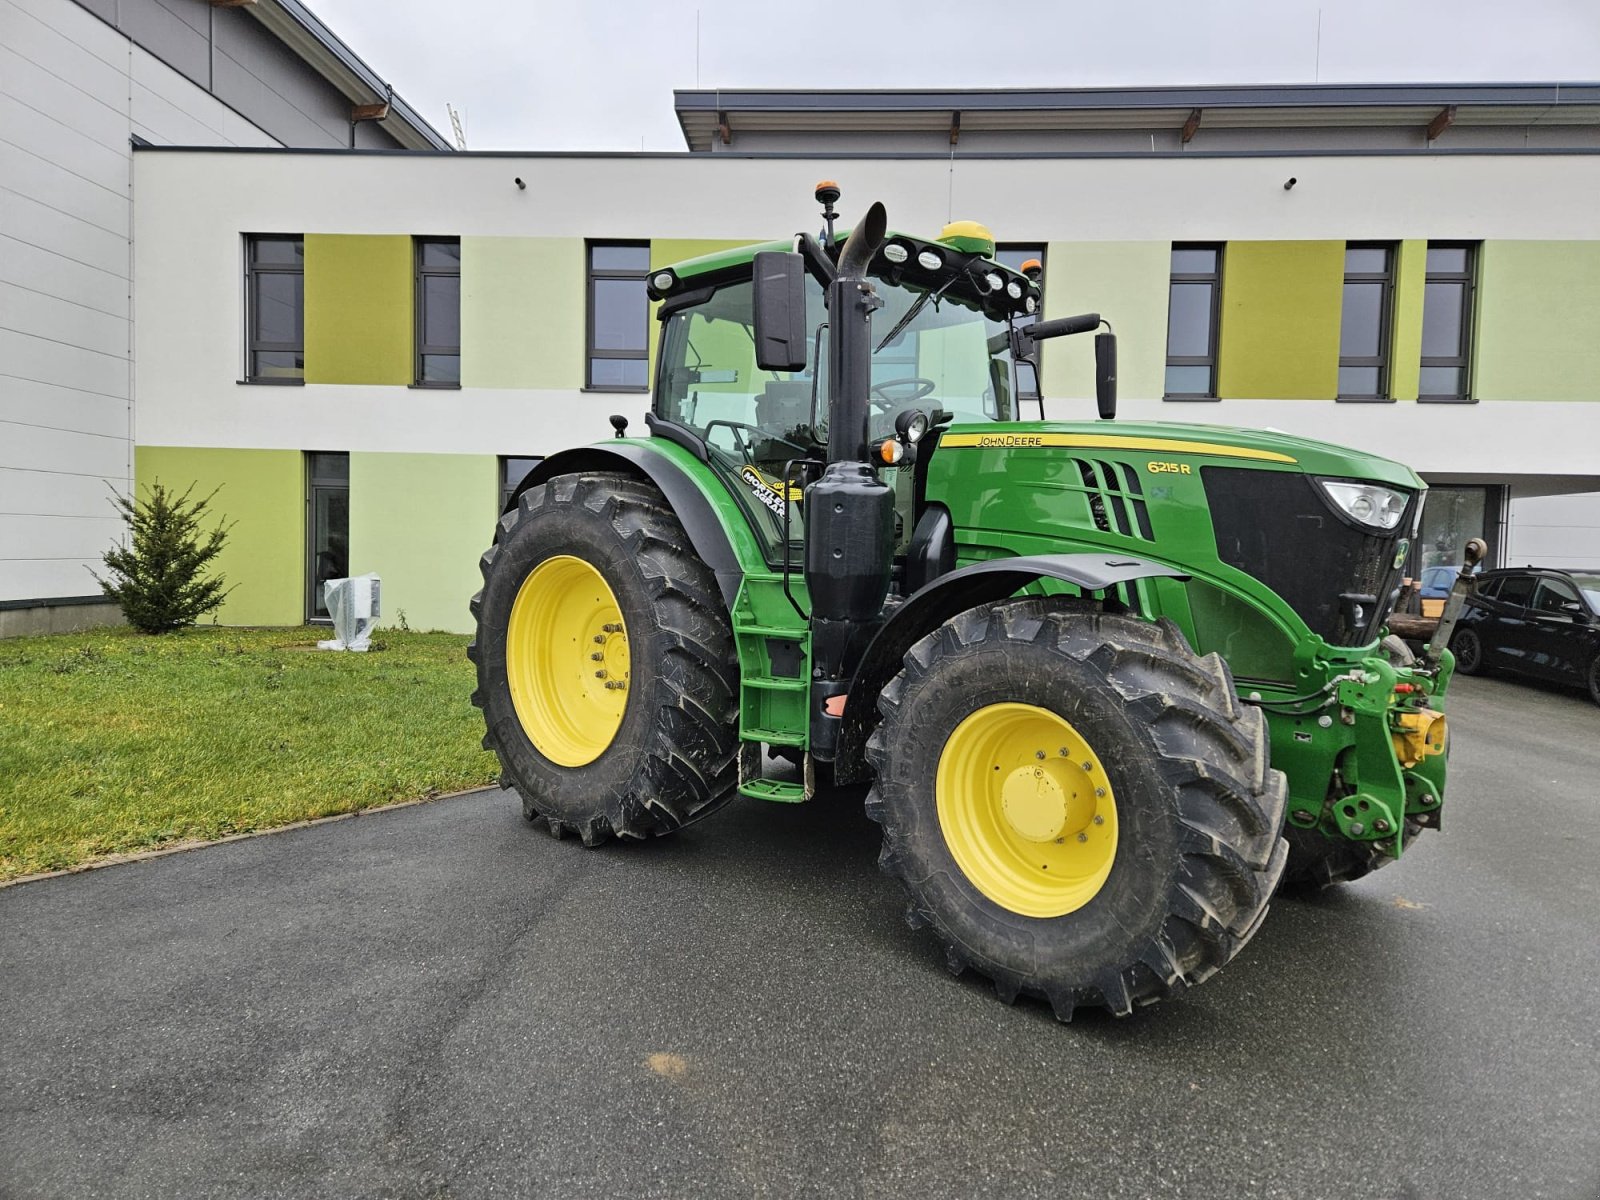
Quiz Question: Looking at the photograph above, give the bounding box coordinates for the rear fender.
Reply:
[833,554,1190,782]
[515,445,743,608]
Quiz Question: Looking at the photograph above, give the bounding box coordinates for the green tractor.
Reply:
[469,185,1453,1019]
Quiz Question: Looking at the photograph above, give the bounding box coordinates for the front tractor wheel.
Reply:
[469,472,740,844]
[865,600,1288,1019]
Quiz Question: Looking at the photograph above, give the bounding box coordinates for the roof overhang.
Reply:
[244,0,453,151]
[675,83,1600,152]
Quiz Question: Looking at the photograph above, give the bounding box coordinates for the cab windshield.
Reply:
[655,268,1022,564]
[657,273,1019,471]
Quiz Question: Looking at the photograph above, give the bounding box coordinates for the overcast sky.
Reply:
[309,0,1600,151]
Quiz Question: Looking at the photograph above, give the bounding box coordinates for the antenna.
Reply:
[446,103,466,151]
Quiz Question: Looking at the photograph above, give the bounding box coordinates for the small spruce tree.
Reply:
[95,481,234,634]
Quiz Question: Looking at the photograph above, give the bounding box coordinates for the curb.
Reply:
[0,784,503,891]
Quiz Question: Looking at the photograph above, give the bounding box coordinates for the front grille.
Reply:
[1202,467,1411,646]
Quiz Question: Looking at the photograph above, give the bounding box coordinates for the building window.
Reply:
[1164,245,1221,400]
[499,456,543,513]
[415,237,461,386]
[587,242,650,390]
[1337,243,1394,401]
[996,244,1045,415]
[306,452,349,622]
[245,235,304,383]
[1419,243,1476,403]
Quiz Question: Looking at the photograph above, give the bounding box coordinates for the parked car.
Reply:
[1450,567,1600,706]
[1419,565,1461,599]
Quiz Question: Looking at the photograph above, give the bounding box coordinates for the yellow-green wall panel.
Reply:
[1216,241,1343,399]
[1039,241,1170,405]
[1389,239,1426,402]
[1475,240,1600,401]
[460,237,584,389]
[134,447,303,626]
[348,452,497,635]
[304,234,413,385]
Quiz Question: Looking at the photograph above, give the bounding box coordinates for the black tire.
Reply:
[1451,626,1485,675]
[1279,818,1422,891]
[468,471,740,844]
[864,600,1289,1020]
[1587,653,1600,708]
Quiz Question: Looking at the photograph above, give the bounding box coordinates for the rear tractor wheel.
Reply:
[469,471,740,844]
[865,600,1288,1019]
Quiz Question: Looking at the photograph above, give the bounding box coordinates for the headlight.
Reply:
[916,249,943,271]
[1317,479,1409,531]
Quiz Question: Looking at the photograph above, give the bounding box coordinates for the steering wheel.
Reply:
[870,377,937,408]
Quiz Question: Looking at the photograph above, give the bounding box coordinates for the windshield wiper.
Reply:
[875,277,954,353]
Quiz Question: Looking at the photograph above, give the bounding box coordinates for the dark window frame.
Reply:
[414,236,461,388]
[1418,241,1477,404]
[995,243,1046,412]
[305,451,349,624]
[1337,242,1396,403]
[244,234,304,385]
[1164,243,1223,401]
[499,455,544,514]
[585,240,651,392]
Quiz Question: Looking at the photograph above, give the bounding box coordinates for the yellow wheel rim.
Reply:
[935,702,1119,918]
[505,554,630,768]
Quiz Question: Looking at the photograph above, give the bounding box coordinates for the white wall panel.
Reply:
[0,330,127,399]
[0,0,126,94]
[0,371,129,439]
[3,189,130,277]
[0,93,131,190]
[0,462,122,517]
[0,420,130,477]
[1505,492,1600,568]
[0,557,109,598]
[0,142,129,240]
[0,512,124,560]
[0,234,129,319]
[0,280,128,358]
[0,41,128,144]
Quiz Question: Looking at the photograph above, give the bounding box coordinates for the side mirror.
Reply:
[752,251,808,372]
[1095,331,1117,420]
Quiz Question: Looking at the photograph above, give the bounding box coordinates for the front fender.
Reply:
[515,443,744,608]
[833,554,1190,782]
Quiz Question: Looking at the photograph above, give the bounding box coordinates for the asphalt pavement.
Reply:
[2,674,1598,1200]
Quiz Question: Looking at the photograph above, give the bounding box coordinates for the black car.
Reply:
[1450,567,1600,706]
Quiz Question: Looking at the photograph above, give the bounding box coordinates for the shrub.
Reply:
[95,481,234,634]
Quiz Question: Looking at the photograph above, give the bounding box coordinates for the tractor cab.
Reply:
[648,213,1054,566]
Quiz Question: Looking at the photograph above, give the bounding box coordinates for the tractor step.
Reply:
[741,676,808,692]
[737,777,807,803]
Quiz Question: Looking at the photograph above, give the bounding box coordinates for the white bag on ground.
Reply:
[319,574,381,651]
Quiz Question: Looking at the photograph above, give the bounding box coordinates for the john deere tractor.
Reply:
[469,185,1453,1019]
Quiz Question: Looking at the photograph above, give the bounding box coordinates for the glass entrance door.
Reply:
[306,452,349,621]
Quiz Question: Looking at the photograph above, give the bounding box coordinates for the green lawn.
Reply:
[0,626,500,880]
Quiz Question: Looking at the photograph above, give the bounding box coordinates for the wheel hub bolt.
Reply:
[593,635,606,644]
[1058,747,1069,757]
[1077,832,1088,843]
[603,623,622,633]
[1036,750,1046,760]
[1095,787,1106,798]
[590,652,604,661]
[1093,814,1104,825]
[1082,762,1093,772]
[594,670,606,679]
